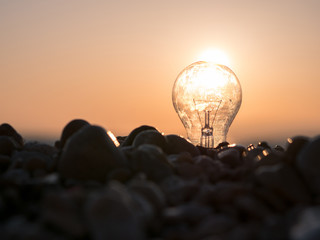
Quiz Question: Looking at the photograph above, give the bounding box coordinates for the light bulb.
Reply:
[172,61,242,148]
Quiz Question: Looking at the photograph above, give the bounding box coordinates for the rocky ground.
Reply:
[0,119,320,240]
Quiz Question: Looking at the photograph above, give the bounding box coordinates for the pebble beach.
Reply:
[0,119,320,240]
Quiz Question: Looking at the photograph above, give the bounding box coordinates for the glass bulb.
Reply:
[172,61,242,148]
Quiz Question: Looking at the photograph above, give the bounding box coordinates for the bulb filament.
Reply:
[194,99,222,148]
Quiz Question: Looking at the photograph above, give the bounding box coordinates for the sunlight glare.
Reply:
[197,49,231,67]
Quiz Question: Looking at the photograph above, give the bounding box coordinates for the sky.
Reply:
[1,0,320,146]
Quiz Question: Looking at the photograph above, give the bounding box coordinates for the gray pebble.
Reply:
[296,136,320,196]
[254,163,311,204]
[218,148,243,168]
[121,125,157,147]
[165,134,200,157]
[130,144,173,183]
[58,125,127,182]
[133,130,167,152]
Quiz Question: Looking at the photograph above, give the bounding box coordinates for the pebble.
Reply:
[10,151,53,176]
[285,136,310,164]
[165,134,200,157]
[254,163,311,204]
[86,181,146,240]
[58,125,127,182]
[290,206,320,240]
[0,123,24,147]
[55,119,90,149]
[0,154,11,173]
[127,178,166,213]
[218,148,243,168]
[0,136,19,156]
[296,136,320,196]
[132,130,167,151]
[120,125,157,147]
[130,144,174,183]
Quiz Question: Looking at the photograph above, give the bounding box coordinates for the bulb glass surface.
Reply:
[172,61,242,148]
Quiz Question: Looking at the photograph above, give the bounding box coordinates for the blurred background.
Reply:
[1,0,320,147]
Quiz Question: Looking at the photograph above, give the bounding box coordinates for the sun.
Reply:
[196,49,231,67]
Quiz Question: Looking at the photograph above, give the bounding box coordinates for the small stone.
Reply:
[86,181,146,240]
[160,176,199,205]
[196,181,247,206]
[258,141,271,149]
[10,151,52,176]
[23,141,58,156]
[215,141,230,149]
[194,155,224,183]
[0,136,19,156]
[0,123,23,147]
[191,214,236,239]
[128,178,166,213]
[285,136,310,164]
[0,154,10,173]
[107,168,132,182]
[274,145,285,152]
[255,151,283,168]
[58,125,127,182]
[42,190,87,238]
[218,148,243,168]
[132,130,167,152]
[55,119,90,149]
[296,136,320,196]
[254,163,311,204]
[165,134,200,157]
[174,161,203,179]
[227,222,260,240]
[120,125,158,147]
[130,144,173,183]
[259,215,289,240]
[234,194,271,219]
[167,152,193,165]
[163,203,212,225]
[290,207,320,240]
[254,187,287,212]
[3,168,30,184]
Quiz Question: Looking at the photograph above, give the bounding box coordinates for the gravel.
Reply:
[0,119,319,240]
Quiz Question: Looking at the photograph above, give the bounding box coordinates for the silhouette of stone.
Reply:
[0,136,19,156]
[23,141,58,157]
[296,136,320,196]
[255,163,310,204]
[174,161,203,179]
[255,151,283,168]
[130,144,173,183]
[218,148,242,168]
[58,125,127,182]
[0,154,10,173]
[165,134,200,157]
[160,175,199,205]
[55,119,90,149]
[163,202,212,225]
[121,125,157,147]
[0,123,23,147]
[86,181,146,240]
[128,178,166,214]
[285,136,310,164]
[191,214,236,239]
[10,151,52,176]
[133,130,167,152]
[42,190,87,238]
[290,207,320,240]
[194,155,224,183]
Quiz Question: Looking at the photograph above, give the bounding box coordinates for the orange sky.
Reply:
[1,0,320,146]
